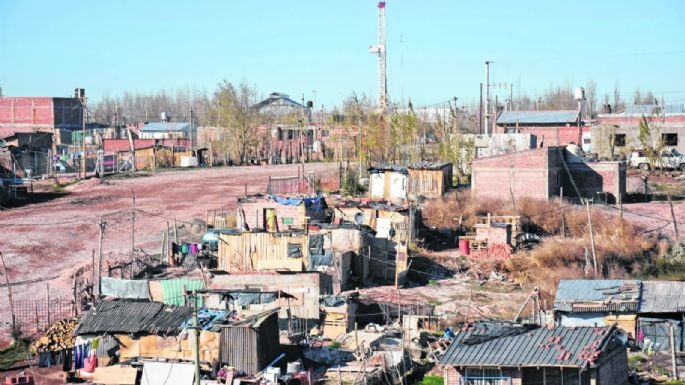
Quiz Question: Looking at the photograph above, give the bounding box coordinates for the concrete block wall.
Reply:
[564,162,625,203]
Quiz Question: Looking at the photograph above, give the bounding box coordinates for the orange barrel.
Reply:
[459,239,470,256]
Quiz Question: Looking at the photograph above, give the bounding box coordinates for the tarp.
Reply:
[180,309,227,330]
[309,234,324,255]
[307,252,334,271]
[160,279,204,307]
[271,196,303,205]
[304,197,327,212]
[101,277,150,300]
[141,361,195,385]
[638,317,683,352]
[287,243,303,258]
[231,293,277,306]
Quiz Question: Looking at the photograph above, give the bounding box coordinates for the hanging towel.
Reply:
[189,243,198,254]
[181,243,189,254]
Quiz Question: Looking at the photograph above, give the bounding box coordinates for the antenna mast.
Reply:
[369,1,387,112]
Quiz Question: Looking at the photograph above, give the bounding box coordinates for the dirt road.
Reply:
[0,163,340,344]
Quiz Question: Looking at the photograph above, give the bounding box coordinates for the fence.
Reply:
[13,298,74,336]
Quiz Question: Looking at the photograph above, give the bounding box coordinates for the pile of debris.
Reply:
[31,318,78,353]
[468,244,512,261]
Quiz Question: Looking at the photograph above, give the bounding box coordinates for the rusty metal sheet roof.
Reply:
[553,280,641,312]
[75,300,193,335]
[639,281,685,313]
[441,322,620,368]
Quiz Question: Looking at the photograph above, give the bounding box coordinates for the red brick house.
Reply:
[0,96,82,144]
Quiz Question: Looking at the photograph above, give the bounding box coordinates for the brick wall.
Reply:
[0,97,54,125]
[499,125,587,146]
[472,147,557,202]
[476,225,511,245]
[103,138,191,152]
[564,162,625,203]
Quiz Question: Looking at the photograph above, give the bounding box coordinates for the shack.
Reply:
[553,279,641,335]
[218,230,309,272]
[219,310,281,375]
[442,322,628,385]
[73,300,216,362]
[638,280,685,352]
[368,165,408,203]
[236,194,327,231]
[406,161,452,199]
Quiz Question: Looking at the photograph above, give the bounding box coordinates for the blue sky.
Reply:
[1,0,684,109]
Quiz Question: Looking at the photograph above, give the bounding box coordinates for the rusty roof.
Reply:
[441,322,622,368]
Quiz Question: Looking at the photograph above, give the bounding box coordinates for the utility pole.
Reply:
[192,290,201,385]
[484,61,493,135]
[668,194,679,238]
[76,88,87,179]
[369,1,388,112]
[478,83,483,134]
[131,188,136,276]
[585,199,598,276]
[190,108,194,149]
[98,219,106,297]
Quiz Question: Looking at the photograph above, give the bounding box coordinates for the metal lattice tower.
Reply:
[369,1,387,112]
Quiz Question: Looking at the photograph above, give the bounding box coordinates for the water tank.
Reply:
[574,87,585,101]
[160,112,168,122]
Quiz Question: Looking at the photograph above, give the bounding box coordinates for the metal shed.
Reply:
[219,310,281,374]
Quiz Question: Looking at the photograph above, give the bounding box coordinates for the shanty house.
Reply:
[368,165,408,203]
[406,162,452,199]
[236,194,326,231]
[496,110,584,146]
[553,280,641,336]
[442,322,628,385]
[218,230,309,272]
[138,122,191,140]
[73,300,221,362]
[219,310,281,375]
[637,281,685,352]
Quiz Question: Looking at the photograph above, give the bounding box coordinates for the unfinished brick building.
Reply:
[471,146,626,204]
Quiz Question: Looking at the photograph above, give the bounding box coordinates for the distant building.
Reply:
[253,92,311,121]
[0,96,83,143]
[592,103,685,157]
[496,110,584,147]
[367,162,453,202]
[138,122,191,140]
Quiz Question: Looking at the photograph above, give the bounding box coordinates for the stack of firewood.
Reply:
[31,318,78,353]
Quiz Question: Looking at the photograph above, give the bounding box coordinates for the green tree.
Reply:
[210,81,261,164]
[638,115,664,171]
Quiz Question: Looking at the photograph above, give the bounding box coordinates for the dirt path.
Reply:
[0,163,340,345]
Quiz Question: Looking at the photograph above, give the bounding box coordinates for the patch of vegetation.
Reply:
[328,341,341,349]
[421,375,444,385]
[0,340,32,370]
[51,183,66,193]
[627,353,647,369]
[341,169,365,196]
[428,280,439,286]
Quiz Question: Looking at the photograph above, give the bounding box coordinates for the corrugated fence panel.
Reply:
[220,327,259,374]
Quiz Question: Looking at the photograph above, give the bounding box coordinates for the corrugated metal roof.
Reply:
[553,280,641,312]
[368,164,408,173]
[497,110,579,125]
[75,300,193,335]
[139,122,190,132]
[407,161,452,170]
[639,281,685,313]
[441,322,618,368]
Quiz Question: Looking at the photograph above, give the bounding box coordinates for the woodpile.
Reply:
[31,318,78,353]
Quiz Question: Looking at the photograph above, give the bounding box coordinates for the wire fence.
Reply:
[13,298,74,336]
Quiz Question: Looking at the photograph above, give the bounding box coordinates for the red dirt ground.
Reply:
[0,163,341,346]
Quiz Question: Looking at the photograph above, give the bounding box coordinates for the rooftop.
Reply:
[139,122,191,132]
[441,322,621,368]
[497,110,579,125]
[553,279,641,313]
[75,300,194,335]
[639,281,685,314]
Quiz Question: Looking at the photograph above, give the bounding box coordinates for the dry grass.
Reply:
[420,192,668,293]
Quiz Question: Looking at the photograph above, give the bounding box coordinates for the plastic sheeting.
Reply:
[309,234,324,255]
[100,277,150,300]
[638,318,683,352]
[180,309,227,330]
[287,243,303,258]
[160,279,204,307]
[307,252,334,271]
[231,293,277,306]
[141,361,195,385]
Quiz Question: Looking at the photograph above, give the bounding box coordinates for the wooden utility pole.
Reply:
[192,290,201,385]
[585,200,598,276]
[671,322,678,380]
[668,194,679,238]
[0,251,16,335]
[98,219,106,297]
[131,188,136,276]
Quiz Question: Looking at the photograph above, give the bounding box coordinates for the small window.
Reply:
[613,134,626,147]
[663,133,678,146]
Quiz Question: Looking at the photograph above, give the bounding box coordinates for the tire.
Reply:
[639,163,650,171]
[680,164,685,171]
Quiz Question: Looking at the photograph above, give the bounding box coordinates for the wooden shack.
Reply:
[218,231,309,272]
[219,310,281,375]
[236,194,326,231]
[406,161,452,199]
